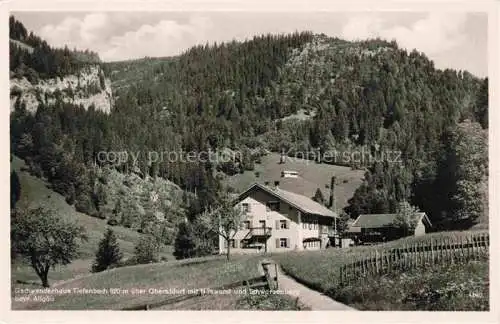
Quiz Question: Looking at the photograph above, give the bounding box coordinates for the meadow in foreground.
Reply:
[272,230,489,311]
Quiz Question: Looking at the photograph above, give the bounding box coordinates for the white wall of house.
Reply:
[414,219,426,236]
[218,188,335,254]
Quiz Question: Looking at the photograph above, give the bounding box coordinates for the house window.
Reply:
[279,238,288,248]
[241,203,250,213]
[280,220,287,229]
[266,201,280,212]
[259,220,266,228]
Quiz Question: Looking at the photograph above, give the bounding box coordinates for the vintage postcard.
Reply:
[1,0,498,323]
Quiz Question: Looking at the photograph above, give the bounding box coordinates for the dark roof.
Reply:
[236,183,338,219]
[350,212,432,229]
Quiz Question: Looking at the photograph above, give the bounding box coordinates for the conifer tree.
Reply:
[91,228,123,272]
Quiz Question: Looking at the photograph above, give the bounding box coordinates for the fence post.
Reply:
[460,236,465,261]
[473,234,478,260]
[380,250,384,273]
[448,237,455,264]
[403,244,407,269]
[423,241,427,265]
[409,244,414,268]
[362,255,366,278]
[429,239,433,265]
[441,237,445,261]
[417,242,420,267]
[481,233,485,255]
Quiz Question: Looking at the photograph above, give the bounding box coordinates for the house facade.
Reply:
[219,183,339,254]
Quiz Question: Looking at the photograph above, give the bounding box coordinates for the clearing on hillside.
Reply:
[223,152,365,209]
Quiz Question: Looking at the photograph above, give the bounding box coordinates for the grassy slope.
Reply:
[13,255,266,310]
[222,152,365,209]
[272,230,489,310]
[11,156,172,287]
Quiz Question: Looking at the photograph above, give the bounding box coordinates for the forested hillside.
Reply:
[10,15,488,245]
[10,16,100,82]
[106,33,488,230]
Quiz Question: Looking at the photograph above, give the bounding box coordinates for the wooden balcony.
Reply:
[243,227,272,240]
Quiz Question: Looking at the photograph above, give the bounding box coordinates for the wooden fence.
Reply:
[339,232,489,286]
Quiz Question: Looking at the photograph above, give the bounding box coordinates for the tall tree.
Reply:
[11,206,87,287]
[92,228,123,272]
[200,193,244,260]
[173,222,197,260]
[312,188,325,205]
[392,201,419,238]
[447,120,488,227]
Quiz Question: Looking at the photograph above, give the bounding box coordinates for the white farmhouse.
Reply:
[219,182,339,254]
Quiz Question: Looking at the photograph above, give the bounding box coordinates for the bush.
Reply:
[95,211,107,220]
[65,193,75,206]
[30,165,43,178]
[237,292,308,310]
[134,235,161,264]
[98,175,108,185]
[116,257,139,268]
[75,194,97,216]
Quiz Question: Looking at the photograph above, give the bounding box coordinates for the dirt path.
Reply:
[259,260,356,311]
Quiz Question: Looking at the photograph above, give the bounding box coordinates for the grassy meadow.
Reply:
[13,255,267,310]
[271,230,489,310]
[333,256,489,310]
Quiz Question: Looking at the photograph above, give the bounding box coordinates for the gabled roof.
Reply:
[236,183,338,219]
[350,212,432,229]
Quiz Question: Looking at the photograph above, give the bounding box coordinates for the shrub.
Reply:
[30,165,43,178]
[134,235,161,264]
[75,193,97,216]
[65,186,76,205]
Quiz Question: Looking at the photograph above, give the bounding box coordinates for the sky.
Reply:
[12,11,488,77]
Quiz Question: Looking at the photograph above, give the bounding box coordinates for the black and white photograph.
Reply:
[5,0,495,318]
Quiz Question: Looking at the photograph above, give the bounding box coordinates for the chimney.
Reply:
[274,180,280,190]
[329,176,336,210]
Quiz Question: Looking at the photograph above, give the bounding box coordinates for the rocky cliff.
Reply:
[10,65,113,114]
